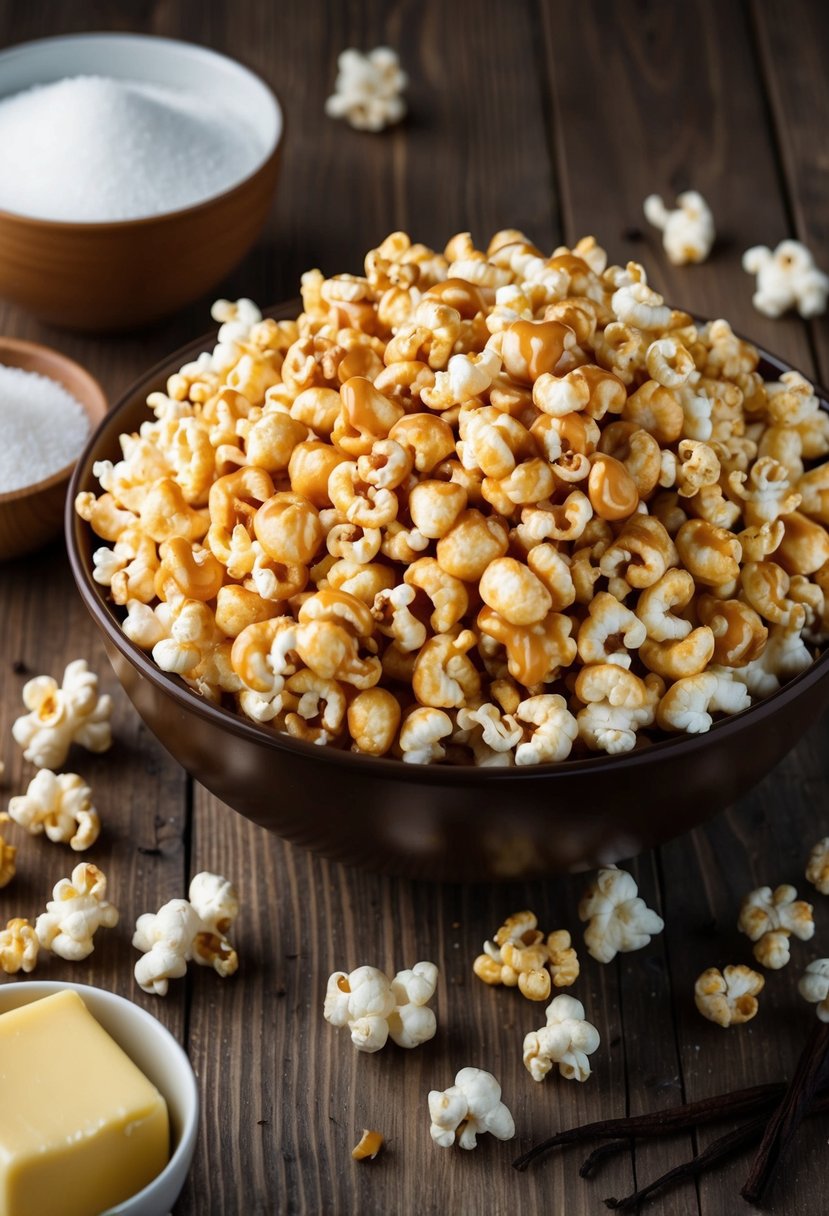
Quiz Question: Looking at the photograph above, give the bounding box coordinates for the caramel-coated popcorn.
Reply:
[76,231,829,765]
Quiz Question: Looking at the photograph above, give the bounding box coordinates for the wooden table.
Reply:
[1,2,828,1212]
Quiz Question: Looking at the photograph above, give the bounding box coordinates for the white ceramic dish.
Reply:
[0,980,199,1216]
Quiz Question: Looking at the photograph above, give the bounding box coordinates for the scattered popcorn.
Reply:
[0,918,39,974]
[578,866,664,963]
[323,960,438,1052]
[694,964,764,1027]
[132,871,239,995]
[187,870,240,977]
[428,1067,514,1149]
[472,910,579,1000]
[35,863,119,961]
[7,769,101,851]
[798,958,829,1022]
[0,833,16,888]
[643,191,715,265]
[325,47,407,132]
[473,910,551,1001]
[742,239,829,318]
[547,929,580,988]
[806,837,829,895]
[133,899,203,996]
[523,993,600,1082]
[352,1129,384,1161]
[737,883,815,969]
[12,660,112,769]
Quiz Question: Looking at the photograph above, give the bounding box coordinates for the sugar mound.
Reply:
[0,75,263,222]
[0,365,89,492]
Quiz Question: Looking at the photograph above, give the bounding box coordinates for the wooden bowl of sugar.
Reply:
[0,337,107,560]
[0,34,283,331]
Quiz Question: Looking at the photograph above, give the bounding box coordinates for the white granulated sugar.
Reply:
[0,365,90,492]
[0,75,262,222]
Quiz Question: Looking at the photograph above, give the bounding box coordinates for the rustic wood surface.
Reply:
[1,2,828,1213]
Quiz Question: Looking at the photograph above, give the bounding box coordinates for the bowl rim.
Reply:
[0,335,108,504]
[0,31,284,230]
[66,308,829,785]
[0,978,199,1215]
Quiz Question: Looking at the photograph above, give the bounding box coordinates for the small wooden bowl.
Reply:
[0,34,283,331]
[0,337,107,560]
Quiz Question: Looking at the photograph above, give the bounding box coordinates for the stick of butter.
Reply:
[0,990,169,1216]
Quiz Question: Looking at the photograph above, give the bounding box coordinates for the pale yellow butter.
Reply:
[0,990,169,1216]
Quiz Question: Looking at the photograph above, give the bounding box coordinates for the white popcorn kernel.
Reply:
[35,863,119,961]
[694,964,764,1027]
[323,960,438,1052]
[428,1067,514,1149]
[522,993,601,1082]
[325,47,408,132]
[12,660,112,770]
[798,959,829,1022]
[578,865,664,963]
[743,239,829,319]
[643,191,715,265]
[737,883,814,969]
[8,769,100,851]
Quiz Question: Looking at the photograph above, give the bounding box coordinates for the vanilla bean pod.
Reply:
[741,1021,829,1206]
[604,1115,769,1212]
[579,1140,630,1178]
[606,1092,829,1213]
[512,1082,783,1172]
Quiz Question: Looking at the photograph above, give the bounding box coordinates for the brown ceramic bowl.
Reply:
[0,34,282,332]
[0,337,107,560]
[66,317,829,881]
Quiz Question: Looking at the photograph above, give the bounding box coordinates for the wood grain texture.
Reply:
[1,1,828,1214]
[750,0,829,380]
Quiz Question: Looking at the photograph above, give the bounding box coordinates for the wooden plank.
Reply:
[540,1,827,1212]
[751,0,829,380]
[540,0,813,368]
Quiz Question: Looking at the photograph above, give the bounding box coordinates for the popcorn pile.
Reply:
[76,230,829,768]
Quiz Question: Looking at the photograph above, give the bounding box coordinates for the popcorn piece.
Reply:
[0,918,39,974]
[522,993,600,1082]
[643,191,715,265]
[352,1129,384,1161]
[133,899,202,996]
[579,865,664,963]
[35,863,119,961]
[188,870,240,977]
[547,929,580,988]
[132,871,239,994]
[798,958,829,1022]
[324,961,438,1052]
[806,837,829,895]
[12,660,112,769]
[0,833,16,888]
[8,769,101,851]
[473,910,552,1001]
[325,47,407,132]
[737,883,815,969]
[743,239,829,319]
[694,964,764,1027]
[428,1067,514,1149]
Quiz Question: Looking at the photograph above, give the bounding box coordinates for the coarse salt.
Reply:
[0,75,263,222]
[0,365,89,493]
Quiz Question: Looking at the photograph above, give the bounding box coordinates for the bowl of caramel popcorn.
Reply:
[67,231,829,880]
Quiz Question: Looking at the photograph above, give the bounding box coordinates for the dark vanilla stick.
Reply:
[513,1082,783,1171]
[741,1021,829,1206]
